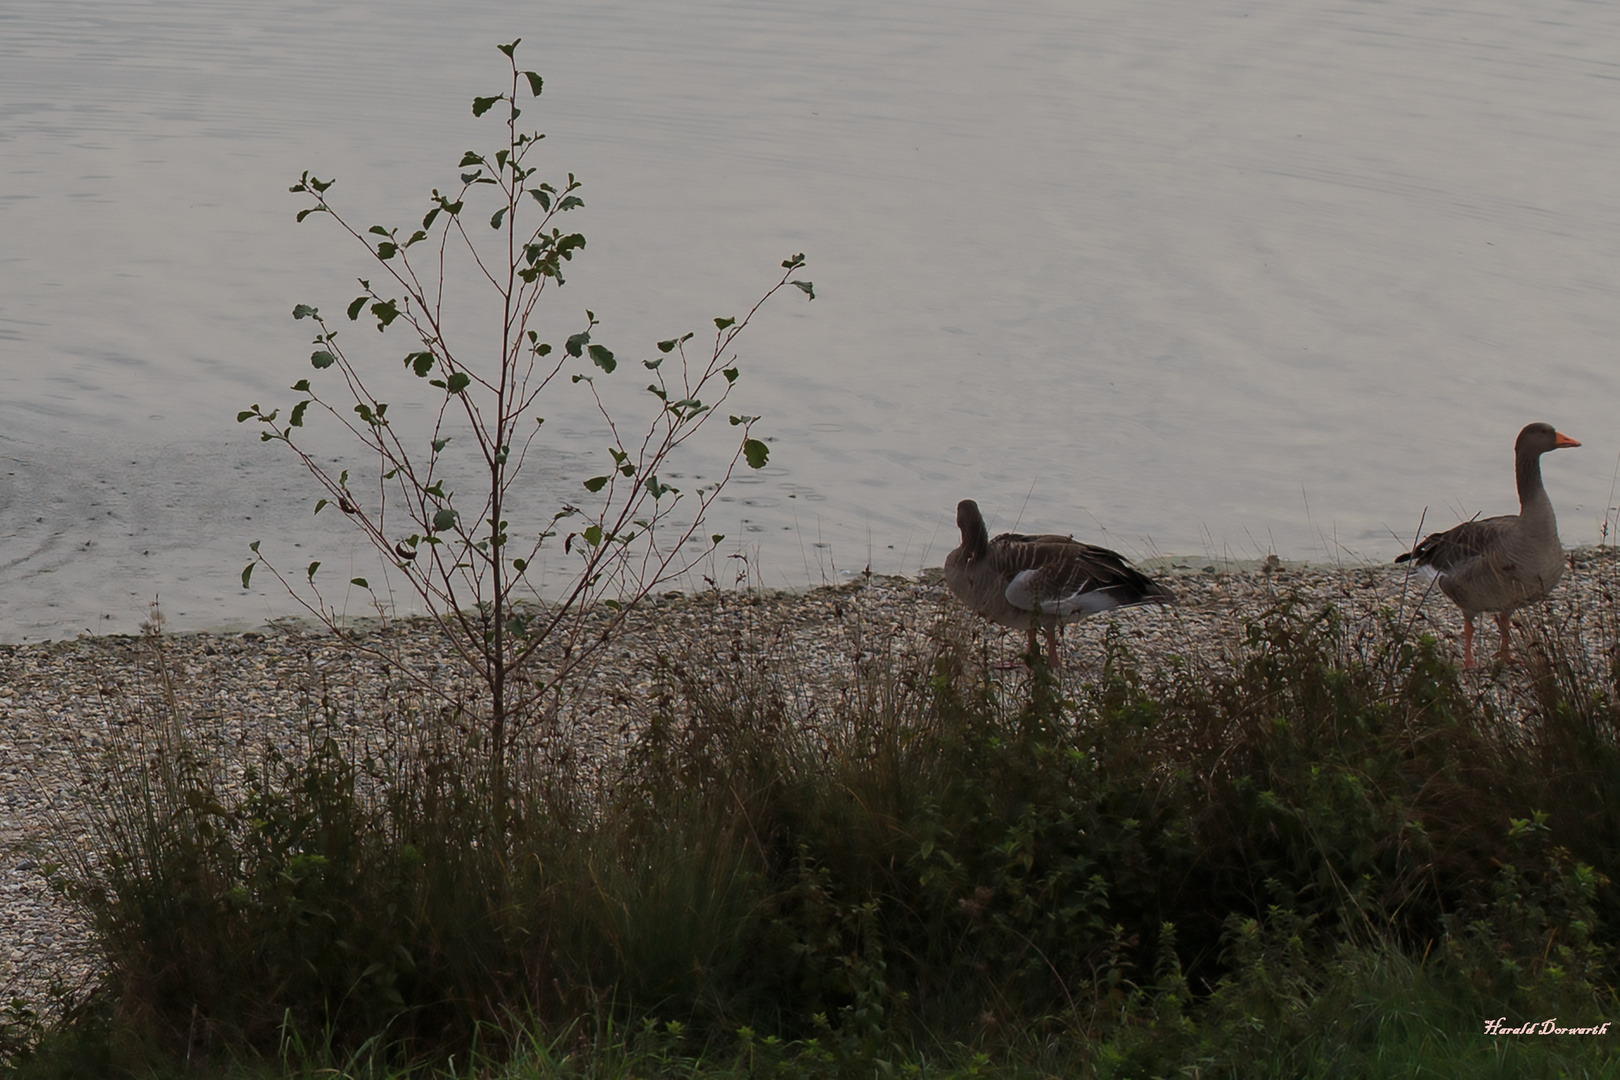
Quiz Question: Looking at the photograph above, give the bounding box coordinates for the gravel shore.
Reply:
[5,548,1618,1018]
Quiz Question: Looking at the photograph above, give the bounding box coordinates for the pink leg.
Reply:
[1044,625,1062,670]
[1495,612,1514,664]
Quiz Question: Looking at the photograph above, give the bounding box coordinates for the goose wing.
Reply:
[994,533,1173,616]
[1396,515,1518,575]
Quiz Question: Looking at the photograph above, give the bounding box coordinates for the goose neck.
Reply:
[1516,451,1554,523]
[958,503,990,559]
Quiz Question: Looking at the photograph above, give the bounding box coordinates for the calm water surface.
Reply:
[3,0,1620,640]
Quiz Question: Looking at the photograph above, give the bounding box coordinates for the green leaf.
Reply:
[432,437,450,452]
[292,379,311,392]
[306,561,321,582]
[714,316,736,330]
[292,304,318,320]
[472,95,502,117]
[711,534,724,545]
[314,498,329,514]
[505,615,528,639]
[583,476,608,493]
[376,241,397,260]
[513,557,527,572]
[792,279,815,299]
[566,331,589,358]
[351,578,369,589]
[498,38,521,57]
[236,408,257,423]
[241,562,255,588]
[370,299,400,329]
[531,188,551,211]
[289,401,309,427]
[432,508,458,532]
[458,151,483,167]
[347,296,368,320]
[406,351,435,377]
[723,367,739,383]
[744,439,770,469]
[587,344,616,373]
[446,371,471,394]
[657,338,678,353]
[311,350,336,369]
[583,525,603,547]
[523,71,543,96]
[490,206,508,230]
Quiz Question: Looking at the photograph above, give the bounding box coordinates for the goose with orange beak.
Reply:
[1396,422,1580,668]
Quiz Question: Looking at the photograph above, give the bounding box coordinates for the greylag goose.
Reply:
[1395,422,1580,668]
[945,499,1174,667]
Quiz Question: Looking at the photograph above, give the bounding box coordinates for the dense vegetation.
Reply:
[6,575,1619,1078]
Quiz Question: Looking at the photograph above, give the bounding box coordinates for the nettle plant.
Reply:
[239,40,811,816]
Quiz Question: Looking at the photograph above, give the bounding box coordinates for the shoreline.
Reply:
[0,548,1456,649]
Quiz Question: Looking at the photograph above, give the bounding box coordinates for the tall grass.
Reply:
[16,572,1620,1076]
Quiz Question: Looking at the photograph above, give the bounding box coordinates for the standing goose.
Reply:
[945,499,1174,667]
[1395,421,1580,668]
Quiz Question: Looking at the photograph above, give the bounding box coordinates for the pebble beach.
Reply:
[5,548,1619,1017]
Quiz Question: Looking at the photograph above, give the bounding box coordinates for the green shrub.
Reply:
[30,583,1620,1074]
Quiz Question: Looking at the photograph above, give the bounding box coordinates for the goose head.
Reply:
[1516,422,1580,456]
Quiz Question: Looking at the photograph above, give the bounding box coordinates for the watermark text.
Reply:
[1484,1017,1610,1036]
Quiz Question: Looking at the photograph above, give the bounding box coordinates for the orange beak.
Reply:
[1555,431,1581,449]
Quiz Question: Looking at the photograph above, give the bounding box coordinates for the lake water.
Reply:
[4,0,1620,641]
